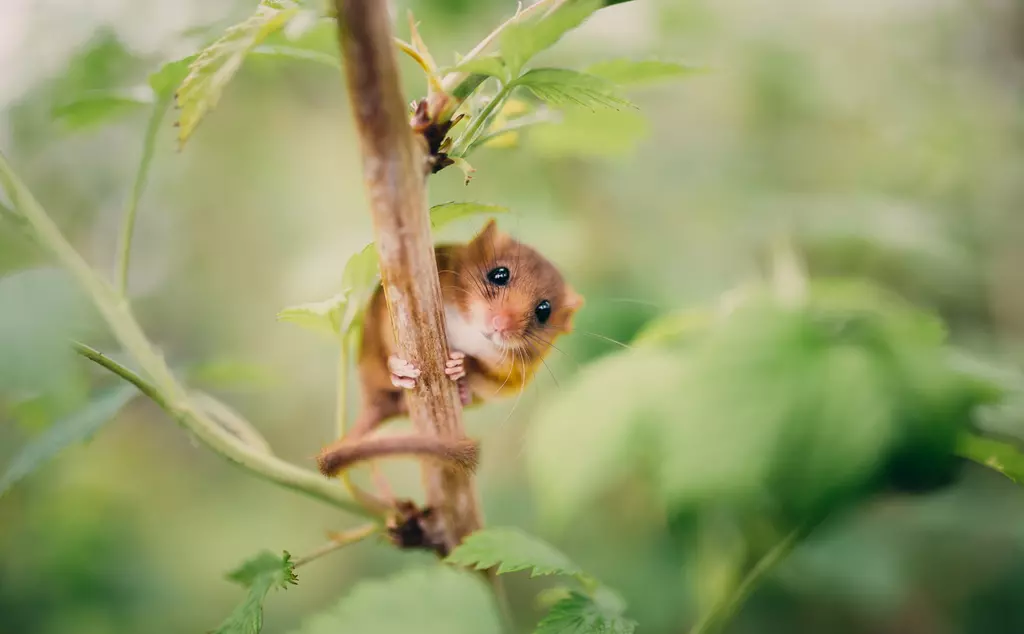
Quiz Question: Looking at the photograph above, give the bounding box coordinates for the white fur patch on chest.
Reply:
[445,304,501,365]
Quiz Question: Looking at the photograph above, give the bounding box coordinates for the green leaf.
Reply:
[446,527,585,578]
[430,202,510,230]
[52,88,153,130]
[501,0,603,75]
[535,591,637,634]
[149,56,195,98]
[288,566,501,634]
[174,0,301,148]
[517,69,635,111]
[214,551,297,634]
[527,108,648,158]
[444,55,509,82]
[585,59,702,85]
[632,308,714,347]
[526,348,686,527]
[277,292,349,338]
[957,433,1024,485]
[340,242,381,300]
[0,385,136,497]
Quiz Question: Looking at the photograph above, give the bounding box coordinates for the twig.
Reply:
[70,341,373,516]
[333,0,484,551]
[293,523,380,568]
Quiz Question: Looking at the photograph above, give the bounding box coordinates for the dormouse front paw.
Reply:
[444,351,466,382]
[388,355,420,390]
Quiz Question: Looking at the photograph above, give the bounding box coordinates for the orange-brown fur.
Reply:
[317,220,583,476]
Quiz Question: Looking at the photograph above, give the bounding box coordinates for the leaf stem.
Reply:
[0,152,370,517]
[452,83,515,157]
[115,99,168,295]
[688,520,817,634]
[293,523,380,568]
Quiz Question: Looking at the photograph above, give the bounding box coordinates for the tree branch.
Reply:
[333,0,484,551]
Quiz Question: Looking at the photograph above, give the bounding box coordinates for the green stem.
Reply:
[1,152,370,517]
[116,99,168,295]
[452,83,514,157]
[688,521,816,634]
[292,523,380,568]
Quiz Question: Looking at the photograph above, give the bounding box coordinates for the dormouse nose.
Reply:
[491,312,514,333]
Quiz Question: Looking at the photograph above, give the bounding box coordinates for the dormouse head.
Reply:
[449,219,584,358]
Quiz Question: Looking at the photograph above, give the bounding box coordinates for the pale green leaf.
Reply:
[149,56,195,97]
[632,308,714,347]
[517,69,635,110]
[250,45,340,69]
[213,551,297,634]
[175,0,301,148]
[585,59,702,85]
[276,292,349,338]
[0,385,136,497]
[535,591,637,634]
[52,88,153,130]
[288,566,501,634]
[527,348,685,527]
[527,107,648,157]
[443,55,509,82]
[446,527,585,578]
[430,202,510,230]
[501,0,603,75]
[340,242,381,299]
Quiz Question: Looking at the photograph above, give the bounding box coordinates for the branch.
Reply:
[333,0,484,551]
[0,151,371,518]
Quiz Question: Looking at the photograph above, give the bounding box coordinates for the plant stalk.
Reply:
[332,0,484,551]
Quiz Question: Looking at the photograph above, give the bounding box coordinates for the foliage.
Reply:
[212,551,298,634]
[0,385,136,497]
[288,566,501,634]
[447,526,636,634]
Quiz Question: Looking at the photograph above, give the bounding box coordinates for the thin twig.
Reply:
[293,523,380,568]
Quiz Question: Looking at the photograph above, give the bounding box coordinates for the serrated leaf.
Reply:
[0,385,136,497]
[430,202,510,230]
[288,566,501,634]
[52,88,153,130]
[535,591,637,634]
[277,292,349,338]
[517,69,635,111]
[174,0,300,148]
[585,59,702,85]
[446,527,585,578]
[501,0,603,76]
[214,551,297,634]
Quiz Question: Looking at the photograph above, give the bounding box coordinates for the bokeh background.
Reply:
[3,0,1024,633]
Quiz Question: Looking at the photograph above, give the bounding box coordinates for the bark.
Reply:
[333,0,483,551]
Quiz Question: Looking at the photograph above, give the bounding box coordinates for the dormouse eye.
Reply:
[535,299,552,324]
[486,266,510,286]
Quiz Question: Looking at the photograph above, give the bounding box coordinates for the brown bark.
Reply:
[333,0,483,551]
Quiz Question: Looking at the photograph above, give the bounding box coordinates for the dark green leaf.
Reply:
[586,59,702,85]
[517,69,635,111]
[535,591,637,634]
[430,202,510,230]
[447,527,585,578]
[52,89,153,130]
[0,385,136,497]
[213,551,297,634]
[501,0,603,75]
[288,566,501,634]
[175,0,300,148]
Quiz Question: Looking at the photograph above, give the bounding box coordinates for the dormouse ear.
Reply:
[561,286,585,333]
[471,218,500,245]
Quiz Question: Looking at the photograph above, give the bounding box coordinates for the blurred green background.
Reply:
[3,0,1024,632]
